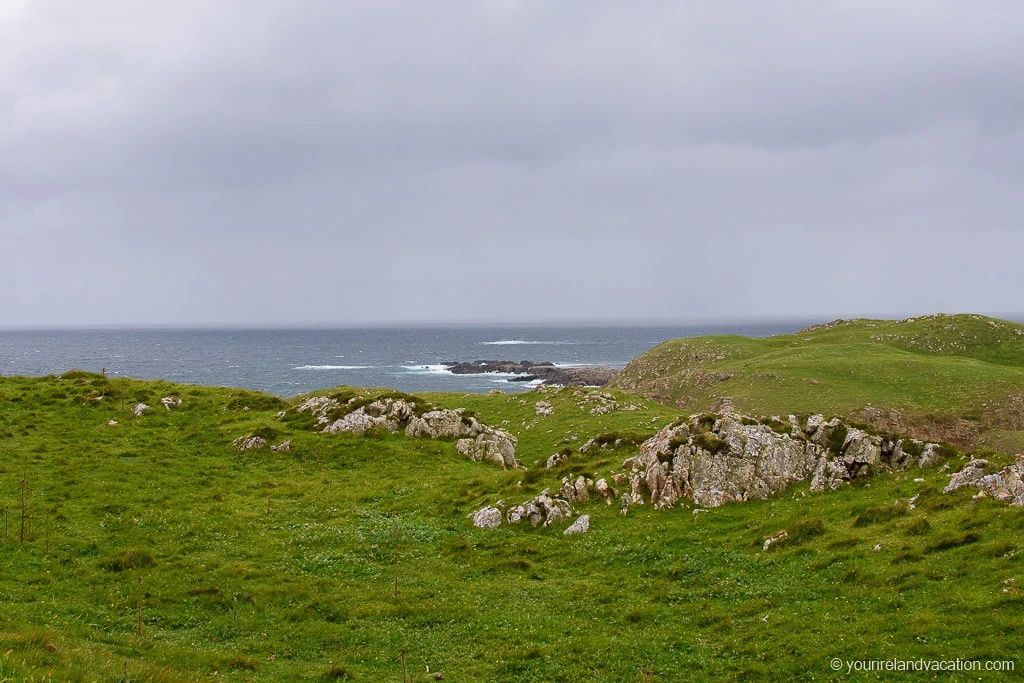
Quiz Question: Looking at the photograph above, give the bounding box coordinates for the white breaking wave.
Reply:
[294,365,372,370]
[402,364,453,374]
[479,340,578,345]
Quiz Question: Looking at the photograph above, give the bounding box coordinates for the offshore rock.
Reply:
[444,360,618,387]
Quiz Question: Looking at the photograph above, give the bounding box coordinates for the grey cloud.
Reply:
[2,1,1024,325]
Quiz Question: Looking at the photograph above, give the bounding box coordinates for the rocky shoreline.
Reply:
[443,360,618,386]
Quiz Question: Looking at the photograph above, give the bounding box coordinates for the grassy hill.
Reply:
[608,313,1024,449]
[1,370,1023,680]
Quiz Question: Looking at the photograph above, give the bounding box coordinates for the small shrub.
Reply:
[666,436,690,453]
[827,425,849,456]
[697,413,720,430]
[900,440,925,458]
[892,551,923,564]
[694,432,729,455]
[905,518,932,536]
[591,431,653,449]
[789,517,826,542]
[252,426,280,441]
[853,503,907,527]
[924,533,981,554]
[226,655,258,671]
[226,391,286,412]
[321,664,355,681]
[103,549,156,572]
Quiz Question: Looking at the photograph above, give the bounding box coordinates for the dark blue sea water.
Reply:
[0,322,818,397]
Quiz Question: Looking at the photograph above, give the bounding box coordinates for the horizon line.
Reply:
[2,311,1024,332]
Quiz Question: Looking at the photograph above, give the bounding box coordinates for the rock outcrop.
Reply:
[443,360,618,387]
[945,456,1024,505]
[405,409,481,439]
[131,403,149,416]
[546,449,571,468]
[620,412,940,509]
[564,514,590,535]
[160,396,182,410]
[456,428,520,469]
[505,490,574,528]
[293,393,518,468]
[233,435,266,451]
[469,505,503,529]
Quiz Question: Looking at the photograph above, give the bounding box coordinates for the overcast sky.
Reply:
[2,1,1023,326]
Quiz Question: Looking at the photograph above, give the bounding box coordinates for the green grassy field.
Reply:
[609,314,1024,447]
[1,367,1023,681]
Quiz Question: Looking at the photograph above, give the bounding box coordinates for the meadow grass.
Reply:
[0,371,1022,680]
[608,314,1024,446]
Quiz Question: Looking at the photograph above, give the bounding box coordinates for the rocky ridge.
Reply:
[292,393,522,468]
[618,412,942,509]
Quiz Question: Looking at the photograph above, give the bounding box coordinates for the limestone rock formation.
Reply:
[505,489,573,528]
[944,459,994,495]
[323,408,398,435]
[623,414,826,508]
[296,395,342,425]
[619,412,929,509]
[470,505,503,529]
[160,396,182,410]
[295,393,516,469]
[535,401,553,416]
[964,456,1024,505]
[405,409,480,439]
[321,399,417,436]
[131,403,150,416]
[546,450,571,468]
[564,514,590,535]
[456,428,520,469]
[233,435,267,451]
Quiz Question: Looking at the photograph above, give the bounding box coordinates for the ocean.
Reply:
[0,322,817,397]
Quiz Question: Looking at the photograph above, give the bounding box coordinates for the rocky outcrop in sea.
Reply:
[443,360,618,387]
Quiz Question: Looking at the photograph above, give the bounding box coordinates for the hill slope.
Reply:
[608,313,1024,448]
[1,371,1023,680]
